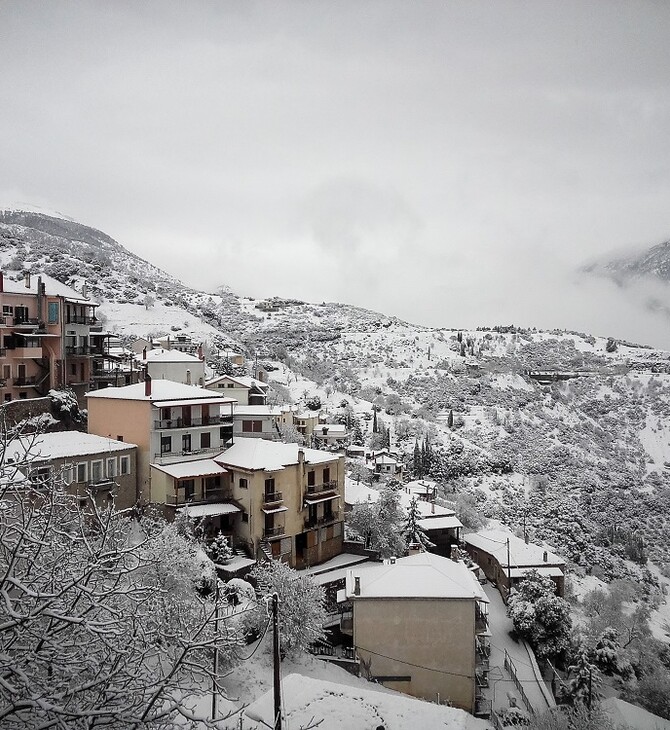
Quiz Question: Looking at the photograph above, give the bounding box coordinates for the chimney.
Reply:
[142,347,147,361]
[186,369,191,386]
[145,373,152,397]
[0,271,4,292]
[298,448,305,465]
[198,344,204,361]
[543,551,548,563]
[82,281,88,298]
[24,270,31,288]
[166,336,171,350]
[353,576,361,596]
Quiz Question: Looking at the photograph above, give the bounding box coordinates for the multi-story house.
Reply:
[0,272,103,402]
[5,431,138,510]
[214,439,345,568]
[205,374,268,405]
[86,378,236,503]
[233,405,281,440]
[341,552,491,716]
[139,347,206,386]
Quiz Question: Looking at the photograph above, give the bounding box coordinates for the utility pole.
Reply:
[272,592,282,730]
[506,538,512,602]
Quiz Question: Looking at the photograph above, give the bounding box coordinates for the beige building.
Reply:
[233,405,281,440]
[138,348,206,387]
[342,552,490,715]
[214,439,345,568]
[6,431,138,510]
[86,379,235,502]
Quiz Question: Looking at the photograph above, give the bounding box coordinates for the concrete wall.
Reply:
[353,597,476,712]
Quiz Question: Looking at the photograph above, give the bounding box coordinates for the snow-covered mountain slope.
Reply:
[585,238,670,284]
[4,207,670,592]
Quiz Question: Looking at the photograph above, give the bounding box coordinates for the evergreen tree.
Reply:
[567,647,601,707]
[591,627,620,675]
[404,497,434,551]
[448,409,454,428]
[413,440,422,478]
[207,531,234,564]
[372,407,378,434]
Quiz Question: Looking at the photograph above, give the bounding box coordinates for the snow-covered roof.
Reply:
[150,458,228,479]
[6,432,136,462]
[86,380,235,404]
[418,515,463,531]
[233,405,280,417]
[463,529,565,570]
[139,348,203,363]
[345,552,488,602]
[177,503,240,518]
[206,374,267,390]
[215,438,338,472]
[403,479,438,493]
[2,272,96,304]
[315,423,347,434]
[371,455,400,465]
[244,673,490,730]
[601,697,670,730]
[345,478,456,519]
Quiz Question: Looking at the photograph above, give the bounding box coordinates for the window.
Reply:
[117,435,123,442]
[106,458,117,478]
[30,465,52,487]
[179,479,195,500]
[239,478,248,490]
[161,407,171,421]
[76,463,88,483]
[242,513,249,523]
[47,301,59,324]
[90,460,103,483]
[242,420,263,433]
[119,455,130,475]
[323,467,330,484]
[19,392,27,399]
[264,478,275,494]
[2,365,9,380]
[182,434,191,452]
[161,436,172,454]
[308,470,315,486]
[201,432,211,449]
[2,305,13,316]
[70,364,77,376]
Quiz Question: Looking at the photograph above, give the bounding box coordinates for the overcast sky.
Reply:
[2,1,670,346]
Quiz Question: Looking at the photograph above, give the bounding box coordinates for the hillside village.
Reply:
[3,213,670,729]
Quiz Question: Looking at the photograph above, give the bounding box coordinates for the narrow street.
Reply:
[483,583,555,717]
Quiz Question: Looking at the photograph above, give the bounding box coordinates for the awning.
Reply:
[262,505,288,514]
[17,332,60,337]
[418,516,463,531]
[304,494,340,505]
[177,503,241,518]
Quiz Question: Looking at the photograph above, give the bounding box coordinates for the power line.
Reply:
[354,645,476,680]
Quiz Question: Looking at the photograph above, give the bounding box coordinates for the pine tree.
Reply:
[448,409,454,428]
[404,497,434,551]
[567,647,601,707]
[372,407,378,434]
[207,531,233,564]
[413,440,422,478]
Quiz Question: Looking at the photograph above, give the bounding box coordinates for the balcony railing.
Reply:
[304,511,339,531]
[14,376,38,386]
[13,347,43,359]
[475,606,489,633]
[306,480,338,495]
[66,315,97,325]
[165,486,232,507]
[263,525,285,538]
[154,415,230,429]
[86,478,116,491]
[262,491,283,505]
[13,317,40,328]
[153,445,223,461]
[66,346,91,356]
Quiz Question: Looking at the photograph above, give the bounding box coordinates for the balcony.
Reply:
[263,525,285,539]
[86,478,116,491]
[66,315,97,325]
[154,415,230,429]
[66,346,91,356]
[306,480,338,495]
[262,491,283,505]
[165,486,232,507]
[475,606,489,634]
[14,376,38,386]
[13,317,40,329]
[304,511,339,531]
[153,445,223,462]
